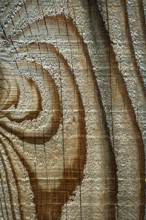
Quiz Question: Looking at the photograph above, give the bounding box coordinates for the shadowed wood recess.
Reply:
[0,0,145,219]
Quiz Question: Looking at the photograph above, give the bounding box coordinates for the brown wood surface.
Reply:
[0,0,145,219]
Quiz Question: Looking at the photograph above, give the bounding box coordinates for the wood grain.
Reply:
[0,0,145,219]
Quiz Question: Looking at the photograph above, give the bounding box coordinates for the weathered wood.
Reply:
[0,0,145,219]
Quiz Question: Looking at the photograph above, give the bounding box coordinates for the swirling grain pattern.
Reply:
[0,0,145,219]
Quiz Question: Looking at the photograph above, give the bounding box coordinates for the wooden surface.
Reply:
[0,0,145,219]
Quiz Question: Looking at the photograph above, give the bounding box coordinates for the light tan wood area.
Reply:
[0,0,145,219]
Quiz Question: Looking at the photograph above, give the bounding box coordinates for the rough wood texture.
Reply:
[0,0,145,219]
